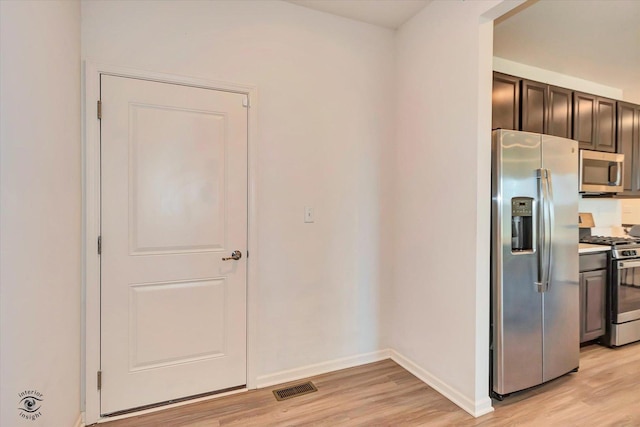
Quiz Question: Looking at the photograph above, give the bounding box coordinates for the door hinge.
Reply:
[97,371,102,390]
[97,100,102,120]
[242,96,250,108]
[98,236,102,255]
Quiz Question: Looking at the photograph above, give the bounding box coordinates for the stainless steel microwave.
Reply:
[579,150,624,193]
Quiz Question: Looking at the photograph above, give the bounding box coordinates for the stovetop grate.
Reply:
[579,235,640,246]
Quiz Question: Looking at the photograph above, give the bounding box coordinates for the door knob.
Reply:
[222,250,242,261]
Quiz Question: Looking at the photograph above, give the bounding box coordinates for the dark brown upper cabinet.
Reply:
[573,92,596,148]
[617,101,640,195]
[492,72,520,131]
[521,79,572,139]
[547,86,573,139]
[573,92,617,152]
[597,97,617,152]
[521,80,546,134]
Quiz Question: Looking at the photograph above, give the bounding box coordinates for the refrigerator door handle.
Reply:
[535,168,553,293]
[536,169,547,293]
[544,169,554,292]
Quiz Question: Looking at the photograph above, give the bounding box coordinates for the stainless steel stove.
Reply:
[580,235,640,346]
[580,235,640,259]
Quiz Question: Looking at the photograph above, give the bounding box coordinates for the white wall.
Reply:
[577,197,640,232]
[393,0,509,417]
[622,199,640,225]
[0,1,81,426]
[625,88,640,105]
[494,57,624,100]
[81,0,396,381]
[579,198,623,234]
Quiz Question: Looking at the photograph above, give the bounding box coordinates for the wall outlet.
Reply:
[304,207,314,223]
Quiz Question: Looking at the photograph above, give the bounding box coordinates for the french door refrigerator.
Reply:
[491,129,579,399]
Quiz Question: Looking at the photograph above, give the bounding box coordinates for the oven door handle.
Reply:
[618,260,640,269]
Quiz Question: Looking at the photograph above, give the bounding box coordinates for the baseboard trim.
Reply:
[389,350,494,418]
[256,349,391,388]
[74,413,84,427]
[473,396,495,417]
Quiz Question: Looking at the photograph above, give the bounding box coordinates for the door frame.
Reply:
[82,62,259,424]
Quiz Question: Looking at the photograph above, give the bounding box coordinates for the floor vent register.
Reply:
[272,381,318,401]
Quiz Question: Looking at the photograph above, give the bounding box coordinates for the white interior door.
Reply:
[100,75,248,415]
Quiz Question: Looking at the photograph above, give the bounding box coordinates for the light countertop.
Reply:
[579,243,611,254]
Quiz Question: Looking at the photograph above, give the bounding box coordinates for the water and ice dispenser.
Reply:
[511,197,533,252]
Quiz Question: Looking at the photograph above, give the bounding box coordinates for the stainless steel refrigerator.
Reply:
[491,129,579,399]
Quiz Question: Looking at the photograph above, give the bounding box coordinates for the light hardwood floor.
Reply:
[98,342,640,426]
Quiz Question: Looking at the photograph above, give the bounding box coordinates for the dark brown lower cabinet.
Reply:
[579,254,607,343]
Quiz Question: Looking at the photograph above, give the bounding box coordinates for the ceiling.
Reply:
[494,0,640,97]
[285,0,431,29]
[284,0,639,99]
